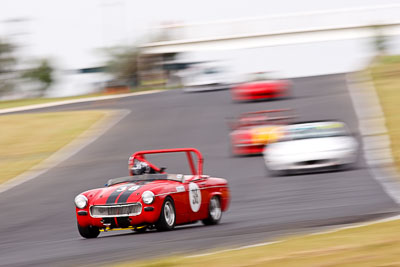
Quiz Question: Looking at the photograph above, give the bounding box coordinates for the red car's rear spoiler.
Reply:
[128,148,203,176]
[240,109,291,117]
[228,109,294,129]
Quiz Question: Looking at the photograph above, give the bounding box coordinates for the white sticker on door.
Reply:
[189,182,201,212]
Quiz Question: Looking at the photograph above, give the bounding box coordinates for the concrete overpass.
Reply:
[140,4,400,54]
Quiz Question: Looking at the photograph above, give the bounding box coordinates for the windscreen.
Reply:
[106,174,185,187]
[281,122,348,141]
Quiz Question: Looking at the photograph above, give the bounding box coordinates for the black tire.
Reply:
[229,144,238,158]
[156,197,176,231]
[228,136,238,158]
[77,223,100,239]
[338,162,357,172]
[202,196,222,225]
[264,163,286,177]
[265,164,278,177]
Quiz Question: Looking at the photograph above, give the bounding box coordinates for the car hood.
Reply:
[266,136,357,156]
[87,179,180,206]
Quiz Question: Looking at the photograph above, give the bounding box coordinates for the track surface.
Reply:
[0,74,398,266]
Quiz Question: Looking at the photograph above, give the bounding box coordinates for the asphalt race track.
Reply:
[0,74,398,266]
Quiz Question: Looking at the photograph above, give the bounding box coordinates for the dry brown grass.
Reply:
[112,219,400,267]
[0,110,107,184]
[370,55,400,171]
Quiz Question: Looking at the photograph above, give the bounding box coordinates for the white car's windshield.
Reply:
[203,67,219,75]
[281,122,348,141]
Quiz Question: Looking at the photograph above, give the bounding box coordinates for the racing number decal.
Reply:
[107,183,144,204]
[189,182,201,212]
[116,186,128,192]
[128,185,140,191]
[116,185,140,192]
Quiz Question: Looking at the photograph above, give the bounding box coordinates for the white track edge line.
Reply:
[185,241,283,258]
[346,72,400,204]
[185,214,400,259]
[0,90,163,114]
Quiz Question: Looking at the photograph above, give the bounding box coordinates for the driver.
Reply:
[131,160,157,175]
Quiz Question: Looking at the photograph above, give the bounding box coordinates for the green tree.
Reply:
[104,46,139,87]
[372,25,389,56]
[0,39,17,96]
[23,59,53,97]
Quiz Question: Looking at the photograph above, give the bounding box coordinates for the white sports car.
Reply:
[182,66,230,92]
[263,121,358,175]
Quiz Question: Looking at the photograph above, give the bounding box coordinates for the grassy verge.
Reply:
[0,110,107,184]
[111,56,400,267]
[113,219,400,267]
[0,93,106,110]
[369,55,400,171]
[0,86,169,110]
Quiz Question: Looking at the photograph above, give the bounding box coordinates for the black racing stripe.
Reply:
[106,186,124,204]
[103,187,123,228]
[117,184,141,203]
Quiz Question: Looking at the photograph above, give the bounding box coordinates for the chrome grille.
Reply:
[90,203,142,218]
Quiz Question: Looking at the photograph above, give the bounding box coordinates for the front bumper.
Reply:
[76,202,161,229]
[232,90,287,101]
[232,144,265,155]
[265,151,357,171]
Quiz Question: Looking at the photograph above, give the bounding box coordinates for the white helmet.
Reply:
[131,160,151,175]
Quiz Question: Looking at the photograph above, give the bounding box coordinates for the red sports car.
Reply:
[231,75,291,101]
[74,148,230,238]
[229,109,292,156]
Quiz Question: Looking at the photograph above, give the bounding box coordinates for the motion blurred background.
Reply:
[0,0,399,98]
[2,0,400,266]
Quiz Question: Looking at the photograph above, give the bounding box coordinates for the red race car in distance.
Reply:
[229,109,293,156]
[231,73,291,101]
[74,148,230,238]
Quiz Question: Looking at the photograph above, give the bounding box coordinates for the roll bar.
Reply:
[128,148,203,176]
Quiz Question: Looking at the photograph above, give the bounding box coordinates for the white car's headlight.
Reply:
[74,194,88,209]
[142,191,155,204]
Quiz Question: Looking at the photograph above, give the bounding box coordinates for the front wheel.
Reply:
[77,223,100,239]
[156,197,176,231]
[202,196,222,225]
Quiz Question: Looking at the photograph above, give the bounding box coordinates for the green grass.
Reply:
[369,55,400,172]
[0,110,107,184]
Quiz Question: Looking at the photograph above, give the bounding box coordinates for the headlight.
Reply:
[74,194,88,209]
[142,191,155,204]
